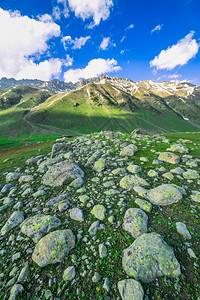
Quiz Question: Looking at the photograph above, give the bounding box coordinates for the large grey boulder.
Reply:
[20,214,61,242]
[147,184,182,205]
[123,208,148,238]
[42,161,84,186]
[122,233,181,283]
[167,144,189,154]
[1,211,24,235]
[118,279,144,300]
[32,229,75,267]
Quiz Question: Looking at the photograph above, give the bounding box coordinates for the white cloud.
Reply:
[0,8,71,81]
[53,0,69,20]
[150,31,199,70]
[61,35,91,50]
[121,36,126,43]
[99,37,116,50]
[64,58,121,83]
[125,24,134,31]
[151,24,163,34]
[67,0,113,27]
[168,74,181,79]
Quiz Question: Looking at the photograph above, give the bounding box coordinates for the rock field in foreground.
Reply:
[0,131,199,300]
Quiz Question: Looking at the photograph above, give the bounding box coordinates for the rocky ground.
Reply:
[0,131,199,300]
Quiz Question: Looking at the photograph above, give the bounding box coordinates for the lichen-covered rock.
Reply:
[120,144,138,157]
[32,229,75,267]
[183,169,199,180]
[123,208,148,238]
[91,205,106,220]
[1,211,24,235]
[118,279,144,300]
[6,172,22,183]
[8,284,24,300]
[19,175,33,183]
[42,161,84,186]
[191,191,200,203]
[69,208,84,222]
[93,158,106,172]
[120,175,149,190]
[63,266,76,281]
[122,233,181,283]
[88,221,100,235]
[158,152,180,164]
[147,184,182,205]
[20,214,61,241]
[135,198,152,212]
[127,164,142,174]
[147,170,158,177]
[167,144,189,154]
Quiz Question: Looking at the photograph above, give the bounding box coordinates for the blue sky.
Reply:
[0,0,200,84]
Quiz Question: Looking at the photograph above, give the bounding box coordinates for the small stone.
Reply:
[92,272,101,282]
[103,278,110,292]
[99,244,107,258]
[63,266,76,281]
[70,208,84,222]
[176,222,192,239]
[88,221,100,235]
[187,248,197,258]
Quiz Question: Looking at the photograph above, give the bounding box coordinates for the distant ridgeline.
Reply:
[0,75,200,136]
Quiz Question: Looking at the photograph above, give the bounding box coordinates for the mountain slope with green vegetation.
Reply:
[0,76,200,143]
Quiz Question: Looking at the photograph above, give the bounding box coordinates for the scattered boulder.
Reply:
[20,214,61,242]
[118,279,144,300]
[1,211,24,235]
[158,152,180,164]
[122,233,181,283]
[123,208,148,238]
[42,161,84,186]
[120,144,138,157]
[183,169,199,180]
[147,184,182,205]
[32,229,75,267]
[191,191,200,203]
[69,208,84,222]
[167,144,189,154]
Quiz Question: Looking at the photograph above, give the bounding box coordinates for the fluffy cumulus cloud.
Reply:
[151,24,163,34]
[67,0,113,27]
[150,31,199,70]
[0,8,68,80]
[61,35,91,50]
[64,58,121,83]
[99,37,116,50]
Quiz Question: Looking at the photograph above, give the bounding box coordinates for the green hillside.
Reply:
[0,79,199,140]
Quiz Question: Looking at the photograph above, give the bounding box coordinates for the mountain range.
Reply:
[0,75,200,136]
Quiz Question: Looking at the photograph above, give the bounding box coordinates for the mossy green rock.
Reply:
[32,229,75,267]
[147,184,182,205]
[118,279,144,300]
[122,233,181,283]
[42,161,84,186]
